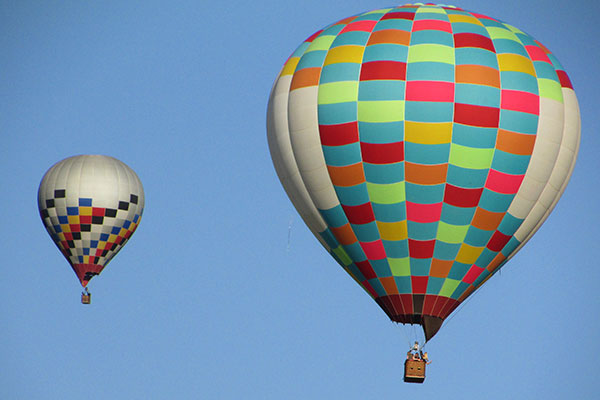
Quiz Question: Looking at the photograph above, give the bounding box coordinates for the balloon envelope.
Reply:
[267,4,580,340]
[38,155,145,287]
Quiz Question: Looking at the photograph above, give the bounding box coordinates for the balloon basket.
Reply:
[81,292,91,304]
[404,359,426,383]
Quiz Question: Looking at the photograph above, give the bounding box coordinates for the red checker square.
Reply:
[406,201,442,223]
[445,298,461,317]
[412,19,452,33]
[533,40,550,54]
[379,295,396,315]
[454,103,500,128]
[356,260,377,280]
[405,80,454,102]
[525,45,551,63]
[454,33,495,52]
[390,294,408,315]
[92,207,106,216]
[361,240,387,260]
[444,184,483,208]
[362,279,379,298]
[342,203,375,224]
[114,236,123,245]
[360,141,404,164]
[463,265,484,284]
[359,61,407,81]
[63,232,73,241]
[556,70,573,89]
[408,239,436,259]
[501,90,540,115]
[69,224,81,232]
[381,11,415,20]
[95,249,103,256]
[432,296,449,317]
[422,294,437,315]
[399,293,414,314]
[411,276,429,294]
[319,122,359,146]
[485,169,525,194]
[487,230,512,252]
[340,20,377,33]
[79,215,92,224]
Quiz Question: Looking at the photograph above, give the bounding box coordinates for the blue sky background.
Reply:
[2,1,598,398]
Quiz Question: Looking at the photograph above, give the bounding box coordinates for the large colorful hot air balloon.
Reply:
[267,3,580,341]
[38,155,144,303]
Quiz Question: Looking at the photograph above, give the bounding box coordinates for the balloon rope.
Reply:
[435,275,492,337]
[398,321,412,349]
[286,215,294,252]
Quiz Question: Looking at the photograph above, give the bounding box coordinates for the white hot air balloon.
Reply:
[38,155,145,303]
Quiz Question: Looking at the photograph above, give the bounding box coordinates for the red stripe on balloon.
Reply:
[485,170,525,194]
[411,276,429,294]
[462,265,484,284]
[400,293,414,314]
[487,230,512,252]
[408,239,436,259]
[356,260,377,280]
[525,45,551,63]
[319,122,359,146]
[454,32,495,52]
[501,90,540,115]
[441,298,460,319]
[454,103,500,127]
[342,203,376,224]
[361,239,387,260]
[381,11,415,20]
[406,201,442,223]
[360,61,407,81]
[432,296,448,317]
[405,80,454,102]
[556,70,573,89]
[340,20,378,33]
[422,294,436,315]
[362,280,379,298]
[390,294,408,316]
[360,141,404,164]
[444,184,483,208]
[412,19,452,33]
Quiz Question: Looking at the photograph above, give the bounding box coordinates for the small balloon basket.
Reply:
[81,288,91,304]
[404,359,426,383]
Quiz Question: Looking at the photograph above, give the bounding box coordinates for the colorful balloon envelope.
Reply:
[38,155,144,291]
[267,4,580,340]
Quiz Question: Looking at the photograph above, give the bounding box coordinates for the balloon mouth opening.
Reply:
[71,263,103,287]
[375,295,457,341]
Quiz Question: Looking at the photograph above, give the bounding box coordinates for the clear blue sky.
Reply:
[2,1,598,399]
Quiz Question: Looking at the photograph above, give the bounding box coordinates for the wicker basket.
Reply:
[404,359,426,383]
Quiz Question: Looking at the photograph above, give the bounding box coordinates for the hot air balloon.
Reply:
[38,155,145,303]
[267,2,580,355]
